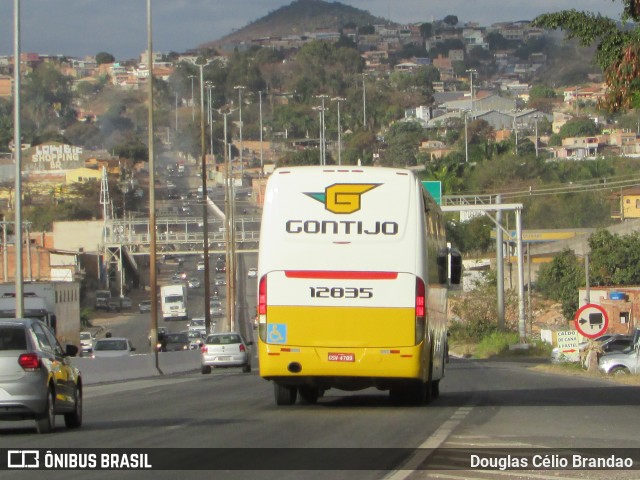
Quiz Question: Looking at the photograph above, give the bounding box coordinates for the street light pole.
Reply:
[218,108,237,332]
[332,97,346,165]
[534,114,540,158]
[464,110,469,163]
[466,68,477,112]
[234,85,246,179]
[315,95,329,165]
[205,82,215,161]
[258,90,264,175]
[188,75,196,122]
[362,73,367,130]
[195,59,213,335]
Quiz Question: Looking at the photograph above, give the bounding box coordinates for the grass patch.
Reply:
[450,330,554,360]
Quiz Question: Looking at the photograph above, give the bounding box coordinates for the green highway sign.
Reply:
[422,181,442,205]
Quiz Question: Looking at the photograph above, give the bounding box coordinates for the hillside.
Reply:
[201,0,391,49]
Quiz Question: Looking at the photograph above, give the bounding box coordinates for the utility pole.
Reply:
[147,0,160,371]
[13,0,24,317]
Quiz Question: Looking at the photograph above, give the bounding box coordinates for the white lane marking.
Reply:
[384,405,475,480]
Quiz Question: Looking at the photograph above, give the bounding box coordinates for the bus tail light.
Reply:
[415,277,426,345]
[258,275,267,342]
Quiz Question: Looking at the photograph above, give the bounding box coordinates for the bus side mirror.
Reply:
[50,314,57,334]
[449,249,462,285]
[436,247,463,285]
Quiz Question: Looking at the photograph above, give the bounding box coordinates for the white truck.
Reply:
[0,282,81,345]
[161,284,188,321]
[0,293,53,328]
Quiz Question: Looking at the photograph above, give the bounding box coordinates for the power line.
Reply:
[461,176,640,202]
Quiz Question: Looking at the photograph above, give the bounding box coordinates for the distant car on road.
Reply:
[210,300,224,317]
[159,333,190,352]
[247,267,258,278]
[185,330,205,350]
[197,261,205,271]
[92,338,136,358]
[80,331,94,354]
[187,277,201,289]
[0,318,82,433]
[149,326,168,346]
[139,300,152,313]
[189,318,207,336]
[201,332,252,374]
[120,296,132,309]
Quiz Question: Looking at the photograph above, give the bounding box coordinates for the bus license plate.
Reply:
[328,352,355,362]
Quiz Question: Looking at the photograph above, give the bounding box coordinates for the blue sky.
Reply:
[0,0,625,60]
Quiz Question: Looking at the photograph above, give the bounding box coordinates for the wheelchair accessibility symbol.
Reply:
[268,324,287,344]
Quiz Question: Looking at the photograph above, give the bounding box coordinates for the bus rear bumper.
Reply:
[258,341,426,390]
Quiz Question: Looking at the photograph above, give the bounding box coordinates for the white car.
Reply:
[80,331,94,354]
[92,337,136,358]
[189,317,207,336]
[247,268,258,278]
[197,261,205,271]
[210,301,224,317]
[201,332,252,374]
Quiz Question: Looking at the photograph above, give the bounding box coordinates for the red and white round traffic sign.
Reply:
[573,303,609,339]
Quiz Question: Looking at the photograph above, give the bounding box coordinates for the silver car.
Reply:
[92,337,136,358]
[599,346,640,375]
[79,331,94,354]
[0,318,82,433]
[201,332,252,374]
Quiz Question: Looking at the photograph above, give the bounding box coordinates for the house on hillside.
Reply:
[611,186,640,221]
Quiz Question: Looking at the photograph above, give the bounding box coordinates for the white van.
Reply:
[257,166,461,405]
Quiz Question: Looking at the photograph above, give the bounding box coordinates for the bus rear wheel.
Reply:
[298,386,319,405]
[390,381,430,406]
[274,383,297,406]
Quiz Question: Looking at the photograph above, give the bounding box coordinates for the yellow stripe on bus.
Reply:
[265,305,415,347]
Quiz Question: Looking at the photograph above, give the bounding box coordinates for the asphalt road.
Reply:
[3,356,640,480]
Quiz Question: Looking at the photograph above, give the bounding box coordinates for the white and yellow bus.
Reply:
[257,166,461,405]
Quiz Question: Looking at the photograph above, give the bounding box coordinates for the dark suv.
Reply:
[0,318,82,433]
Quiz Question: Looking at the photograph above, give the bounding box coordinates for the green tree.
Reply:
[0,99,12,151]
[443,15,459,27]
[95,52,115,65]
[22,63,74,133]
[420,23,433,39]
[588,229,640,285]
[558,117,600,138]
[383,121,423,166]
[533,1,640,111]
[537,248,585,320]
[529,84,557,100]
[486,31,512,51]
